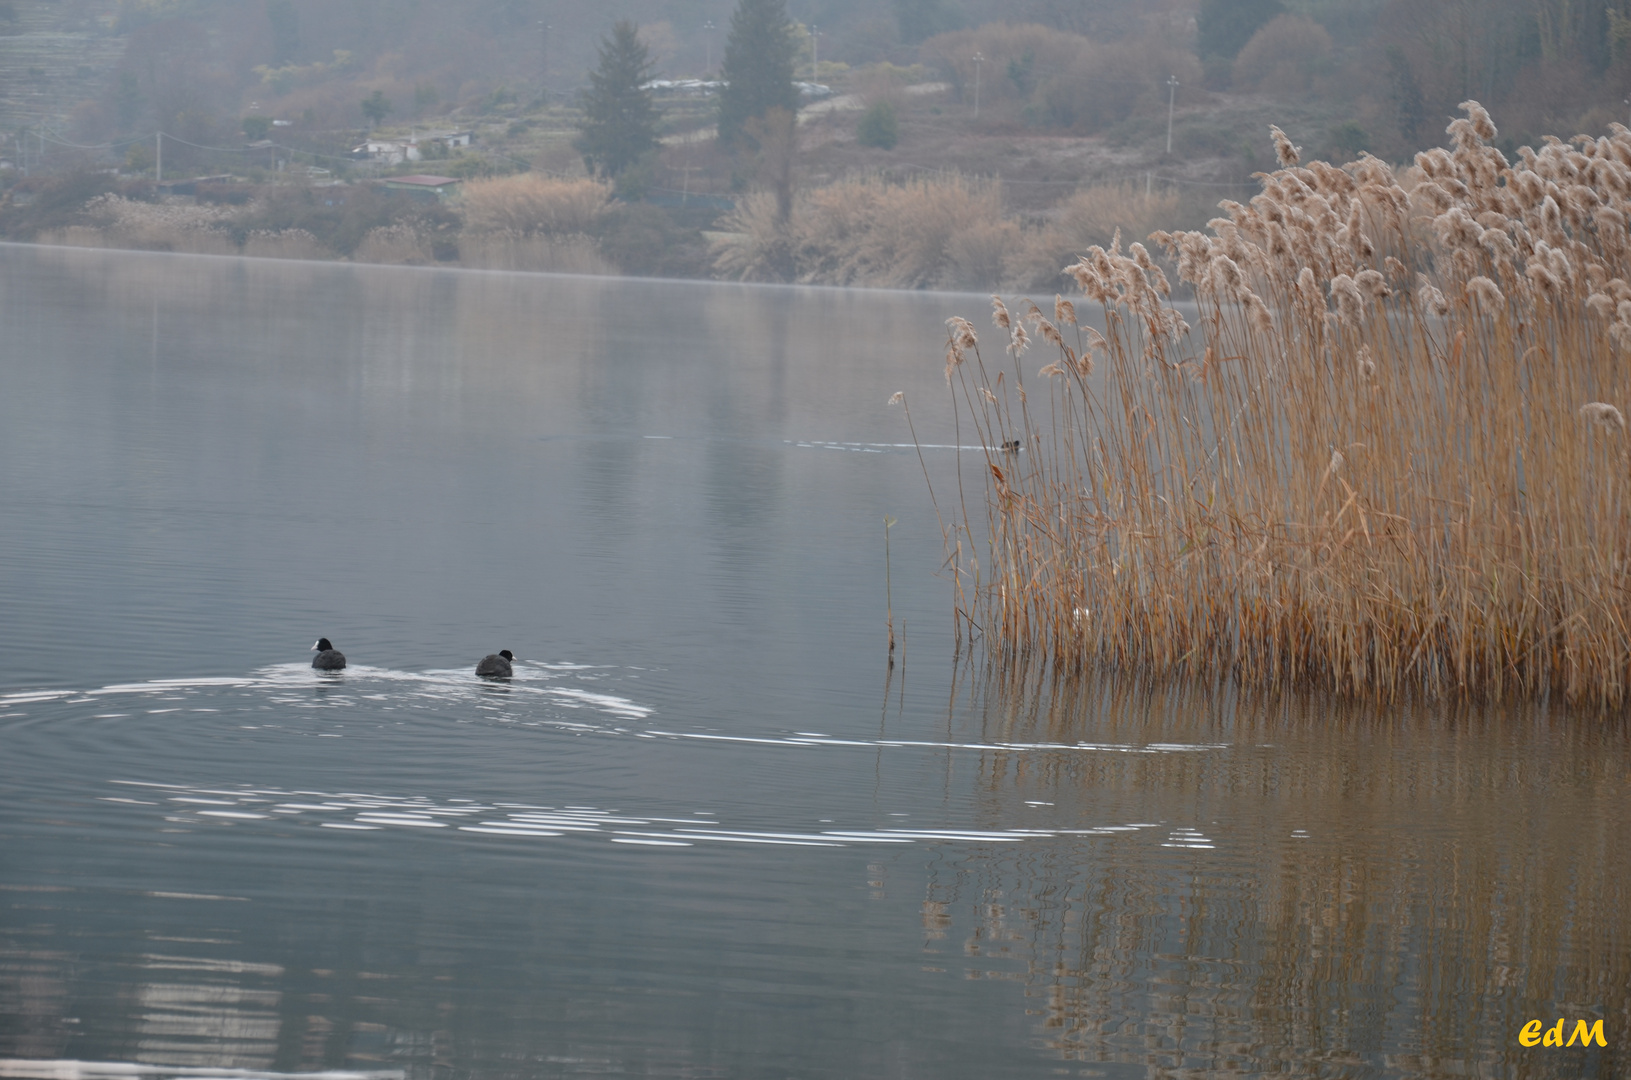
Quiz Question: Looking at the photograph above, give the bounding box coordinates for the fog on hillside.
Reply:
[2,0,1626,287]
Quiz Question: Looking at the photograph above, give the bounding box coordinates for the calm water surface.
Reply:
[1,245,1626,1079]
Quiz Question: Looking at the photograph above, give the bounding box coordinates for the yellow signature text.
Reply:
[1519,1019,1607,1047]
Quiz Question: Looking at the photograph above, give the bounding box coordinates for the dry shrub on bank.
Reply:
[50,194,238,254]
[937,104,1631,707]
[37,226,117,249]
[714,176,1201,292]
[458,231,616,275]
[796,174,1007,289]
[459,175,609,237]
[1054,183,1184,257]
[996,183,1194,291]
[714,174,1029,289]
[241,229,329,260]
[353,222,436,265]
[457,174,614,273]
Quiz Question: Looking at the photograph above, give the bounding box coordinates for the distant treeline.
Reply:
[57,0,1631,160]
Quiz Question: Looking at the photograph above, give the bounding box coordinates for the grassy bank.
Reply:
[5,171,714,278]
[3,165,1208,293]
[935,104,1631,708]
[711,174,1200,291]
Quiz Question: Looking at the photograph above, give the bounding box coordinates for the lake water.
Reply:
[1,244,1626,1080]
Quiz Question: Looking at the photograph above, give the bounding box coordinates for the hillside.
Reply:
[0,0,123,133]
[3,0,1628,290]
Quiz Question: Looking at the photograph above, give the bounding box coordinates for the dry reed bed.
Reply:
[36,175,619,270]
[712,175,1191,290]
[933,103,1631,707]
[457,174,617,274]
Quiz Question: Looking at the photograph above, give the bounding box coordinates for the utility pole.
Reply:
[155,130,162,184]
[704,20,715,73]
[810,24,818,80]
[973,52,985,119]
[1165,75,1179,154]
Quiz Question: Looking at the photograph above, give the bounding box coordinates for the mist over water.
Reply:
[1,246,1625,1079]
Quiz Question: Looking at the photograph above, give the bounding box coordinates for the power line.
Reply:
[36,130,150,151]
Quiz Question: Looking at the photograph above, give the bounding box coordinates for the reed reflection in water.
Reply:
[915,664,1628,1077]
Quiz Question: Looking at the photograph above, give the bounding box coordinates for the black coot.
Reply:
[311,638,347,670]
[476,649,514,678]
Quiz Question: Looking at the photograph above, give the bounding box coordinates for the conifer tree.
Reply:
[575,21,660,179]
[360,90,392,128]
[717,0,799,150]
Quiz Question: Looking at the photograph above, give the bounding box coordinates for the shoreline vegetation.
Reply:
[927,103,1631,709]
[6,168,1193,292]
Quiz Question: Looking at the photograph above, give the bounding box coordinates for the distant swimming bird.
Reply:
[476,649,514,678]
[311,638,347,670]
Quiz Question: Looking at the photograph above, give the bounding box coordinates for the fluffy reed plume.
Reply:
[1269,125,1300,167]
[1580,401,1627,432]
[937,104,1631,708]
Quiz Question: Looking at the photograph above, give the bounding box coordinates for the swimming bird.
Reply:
[311,638,347,670]
[476,649,514,678]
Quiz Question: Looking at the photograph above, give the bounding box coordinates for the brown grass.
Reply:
[457,232,617,275]
[458,174,610,237]
[240,229,330,261]
[1051,183,1184,259]
[41,194,238,255]
[353,222,436,265]
[456,174,616,274]
[933,103,1631,708]
[713,175,1200,291]
[714,174,1014,289]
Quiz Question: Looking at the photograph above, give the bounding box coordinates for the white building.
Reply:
[351,130,473,165]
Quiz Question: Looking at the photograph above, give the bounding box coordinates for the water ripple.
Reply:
[98,779,1184,852]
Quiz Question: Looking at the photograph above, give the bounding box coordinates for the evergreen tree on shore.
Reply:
[575,21,659,179]
[717,0,799,150]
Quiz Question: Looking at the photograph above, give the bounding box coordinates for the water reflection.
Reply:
[920,666,1629,1076]
[5,666,1623,1076]
[2,246,1627,1078]
[134,976,280,1068]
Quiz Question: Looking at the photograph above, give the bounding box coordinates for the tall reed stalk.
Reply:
[939,103,1631,708]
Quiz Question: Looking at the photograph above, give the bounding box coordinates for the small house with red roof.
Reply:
[383,175,461,202]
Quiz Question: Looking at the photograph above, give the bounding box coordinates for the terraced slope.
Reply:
[0,0,124,132]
